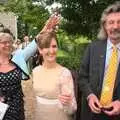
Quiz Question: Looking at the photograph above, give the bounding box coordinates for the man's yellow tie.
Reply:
[100,46,118,107]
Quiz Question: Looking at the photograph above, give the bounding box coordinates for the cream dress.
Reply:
[32,65,77,120]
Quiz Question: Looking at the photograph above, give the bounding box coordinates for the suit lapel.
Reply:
[98,40,107,93]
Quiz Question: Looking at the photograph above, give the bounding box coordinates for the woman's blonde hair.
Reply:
[0,32,13,42]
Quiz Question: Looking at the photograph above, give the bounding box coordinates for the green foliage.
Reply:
[57,56,80,70]
[57,43,88,70]
[1,0,49,39]
[56,29,89,70]
[57,49,69,57]
[42,0,119,39]
[57,29,89,52]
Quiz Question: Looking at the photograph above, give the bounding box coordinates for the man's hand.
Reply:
[87,93,102,114]
[102,100,120,116]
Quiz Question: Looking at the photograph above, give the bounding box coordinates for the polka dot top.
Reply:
[0,67,25,120]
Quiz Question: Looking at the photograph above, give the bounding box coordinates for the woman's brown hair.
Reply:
[36,31,57,49]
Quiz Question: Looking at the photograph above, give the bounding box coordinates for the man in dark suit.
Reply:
[79,1,120,120]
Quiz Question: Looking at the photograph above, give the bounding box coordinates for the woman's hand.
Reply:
[58,94,72,106]
[35,13,61,40]
[40,13,61,33]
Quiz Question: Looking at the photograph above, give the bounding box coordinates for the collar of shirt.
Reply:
[107,38,120,51]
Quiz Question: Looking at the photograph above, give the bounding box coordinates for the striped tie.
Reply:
[100,46,118,107]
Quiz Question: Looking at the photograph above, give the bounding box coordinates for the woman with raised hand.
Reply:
[0,31,37,120]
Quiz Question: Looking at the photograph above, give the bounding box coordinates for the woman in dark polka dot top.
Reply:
[0,32,37,120]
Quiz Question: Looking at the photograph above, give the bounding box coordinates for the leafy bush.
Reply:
[57,43,88,70]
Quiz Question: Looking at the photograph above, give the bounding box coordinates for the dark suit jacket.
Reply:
[78,40,120,120]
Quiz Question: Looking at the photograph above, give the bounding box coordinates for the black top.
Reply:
[0,67,25,120]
